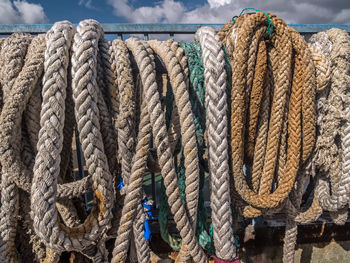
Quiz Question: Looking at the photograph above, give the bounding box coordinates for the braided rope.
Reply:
[313,28,350,225]
[0,33,45,262]
[110,38,151,263]
[0,30,94,201]
[1,16,350,263]
[111,96,151,263]
[148,39,202,262]
[97,38,118,177]
[130,38,207,262]
[31,20,114,253]
[281,36,333,263]
[21,65,57,262]
[219,13,316,219]
[195,26,236,261]
[112,39,136,186]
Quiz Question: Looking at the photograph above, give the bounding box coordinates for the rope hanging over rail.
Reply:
[0,11,349,263]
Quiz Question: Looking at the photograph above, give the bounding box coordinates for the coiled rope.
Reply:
[219,12,317,218]
[0,14,349,263]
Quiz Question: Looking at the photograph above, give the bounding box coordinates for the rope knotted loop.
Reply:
[31,20,114,253]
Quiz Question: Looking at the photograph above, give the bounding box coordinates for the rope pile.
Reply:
[0,11,349,263]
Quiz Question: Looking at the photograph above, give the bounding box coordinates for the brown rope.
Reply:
[220,13,317,217]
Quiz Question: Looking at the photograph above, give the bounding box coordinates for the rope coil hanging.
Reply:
[0,12,349,263]
[219,12,317,218]
[31,20,114,255]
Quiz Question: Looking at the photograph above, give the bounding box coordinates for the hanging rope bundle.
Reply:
[312,28,350,225]
[0,12,349,263]
[31,20,114,259]
[218,12,317,218]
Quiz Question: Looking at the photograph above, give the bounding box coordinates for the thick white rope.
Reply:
[31,20,113,254]
[312,29,350,225]
[195,26,237,261]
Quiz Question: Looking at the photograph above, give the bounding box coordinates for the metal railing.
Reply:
[0,23,349,38]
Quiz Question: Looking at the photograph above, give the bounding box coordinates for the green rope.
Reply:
[232,8,273,35]
[157,41,240,254]
[157,41,215,253]
[182,42,214,253]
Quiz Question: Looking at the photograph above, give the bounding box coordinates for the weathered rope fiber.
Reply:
[281,41,332,263]
[32,20,114,254]
[0,15,349,263]
[157,40,214,255]
[195,26,237,261]
[149,39,203,262]
[0,33,44,262]
[313,28,350,225]
[178,41,214,253]
[219,12,316,218]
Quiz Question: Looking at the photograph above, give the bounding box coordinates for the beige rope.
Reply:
[195,26,237,261]
[313,28,350,225]
[31,20,113,255]
[0,33,45,262]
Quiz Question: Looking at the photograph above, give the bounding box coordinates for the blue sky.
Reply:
[33,0,126,23]
[0,0,349,25]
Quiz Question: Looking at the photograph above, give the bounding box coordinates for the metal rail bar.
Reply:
[0,23,349,35]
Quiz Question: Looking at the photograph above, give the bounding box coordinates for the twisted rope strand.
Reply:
[149,39,202,262]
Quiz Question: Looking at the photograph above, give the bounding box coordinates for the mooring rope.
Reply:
[148,39,202,262]
[195,26,237,262]
[178,41,214,252]
[219,12,316,219]
[0,13,349,263]
[282,41,332,263]
[0,33,44,262]
[32,20,114,255]
[313,28,350,225]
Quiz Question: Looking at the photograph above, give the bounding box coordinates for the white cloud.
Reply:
[208,0,231,8]
[108,0,186,23]
[79,0,97,10]
[0,0,48,24]
[107,0,350,24]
